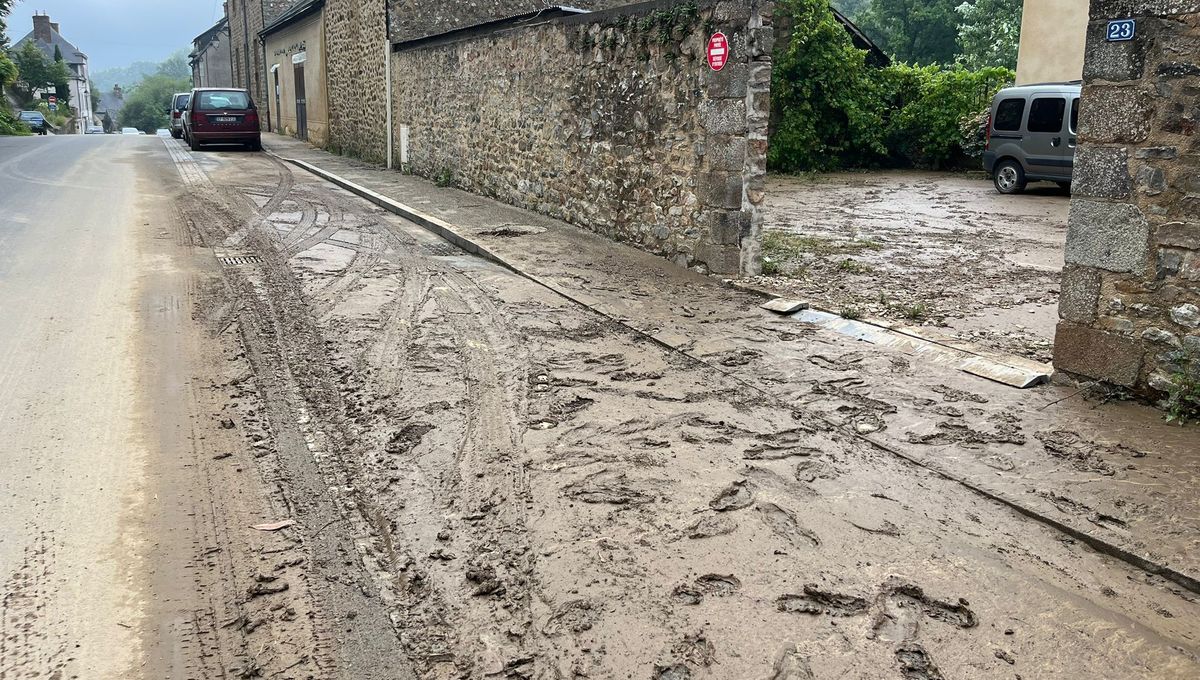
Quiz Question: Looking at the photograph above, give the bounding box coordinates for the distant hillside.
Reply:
[92,49,190,92]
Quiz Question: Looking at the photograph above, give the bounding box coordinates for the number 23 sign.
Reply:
[1106,19,1135,42]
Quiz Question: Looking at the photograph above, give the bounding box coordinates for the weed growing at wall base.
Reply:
[1164,351,1200,425]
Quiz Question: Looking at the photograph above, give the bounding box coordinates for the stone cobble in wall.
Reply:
[1057,1,1200,395]
[325,0,388,163]
[389,0,771,275]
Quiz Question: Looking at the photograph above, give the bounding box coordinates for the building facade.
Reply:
[1015,0,1089,84]
[191,18,234,88]
[227,0,295,128]
[262,1,329,145]
[13,14,93,134]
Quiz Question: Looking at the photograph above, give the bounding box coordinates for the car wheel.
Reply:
[993,160,1027,194]
[172,130,182,139]
[189,135,202,151]
[248,139,262,152]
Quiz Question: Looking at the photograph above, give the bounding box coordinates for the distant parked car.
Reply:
[169,92,190,139]
[86,125,105,134]
[156,128,171,137]
[183,87,262,152]
[983,81,1082,194]
[121,127,141,135]
[18,111,48,135]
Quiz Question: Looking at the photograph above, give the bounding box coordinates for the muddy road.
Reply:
[755,172,1069,362]
[2,136,1197,679]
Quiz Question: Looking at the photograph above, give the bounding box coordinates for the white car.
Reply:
[155,129,171,137]
[121,127,140,135]
[85,125,104,134]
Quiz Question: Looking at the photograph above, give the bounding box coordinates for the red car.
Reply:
[183,88,262,151]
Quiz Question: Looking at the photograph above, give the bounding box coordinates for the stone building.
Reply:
[13,14,93,134]
[262,0,329,145]
[191,17,234,88]
[1055,0,1200,396]
[1015,0,1089,84]
[227,0,296,128]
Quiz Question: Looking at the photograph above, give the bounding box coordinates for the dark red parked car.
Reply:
[183,88,262,151]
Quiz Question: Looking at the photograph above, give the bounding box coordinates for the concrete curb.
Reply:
[273,151,1200,597]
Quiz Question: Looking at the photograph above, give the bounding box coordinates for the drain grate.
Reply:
[219,255,263,265]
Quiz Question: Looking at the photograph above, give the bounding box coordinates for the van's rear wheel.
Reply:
[994,160,1026,194]
[189,135,202,151]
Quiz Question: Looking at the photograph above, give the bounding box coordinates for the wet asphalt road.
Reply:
[0,134,169,676]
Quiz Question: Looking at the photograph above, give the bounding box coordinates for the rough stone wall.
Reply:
[1055,0,1200,394]
[386,0,635,43]
[324,0,388,163]
[391,0,772,275]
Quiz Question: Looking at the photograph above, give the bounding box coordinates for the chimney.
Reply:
[32,15,53,43]
[50,22,60,33]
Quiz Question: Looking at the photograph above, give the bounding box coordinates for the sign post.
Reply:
[48,94,57,112]
[707,32,729,72]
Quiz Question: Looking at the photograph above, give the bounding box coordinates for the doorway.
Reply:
[293,63,307,142]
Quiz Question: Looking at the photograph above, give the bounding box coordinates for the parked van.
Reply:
[983,82,1082,194]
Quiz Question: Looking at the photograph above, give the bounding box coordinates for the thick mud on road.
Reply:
[754,172,1069,362]
[157,142,1198,679]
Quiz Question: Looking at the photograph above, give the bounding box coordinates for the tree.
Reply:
[0,0,13,50]
[120,73,191,132]
[832,0,870,20]
[770,0,887,171]
[957,0,1022,70]
[857,0,962,65]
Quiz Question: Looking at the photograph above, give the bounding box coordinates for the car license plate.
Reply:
[215,116,237,123]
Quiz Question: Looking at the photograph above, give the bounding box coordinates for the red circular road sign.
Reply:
[707,32,729,72]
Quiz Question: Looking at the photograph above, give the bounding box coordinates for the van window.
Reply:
[994,98,1025,131]
[1070,97,1079,134]
[1029,97,1067,133]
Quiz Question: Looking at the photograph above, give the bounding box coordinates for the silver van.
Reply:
[983,82,1082,194]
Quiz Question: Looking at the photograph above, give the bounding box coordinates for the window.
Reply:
[994,98,1025,131]
[1028,97,1066,133]
[1070,97,1079,134]
[197,90,252,110]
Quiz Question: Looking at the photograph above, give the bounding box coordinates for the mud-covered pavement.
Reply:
[753,172,1069,362]
[122,140,1200,678]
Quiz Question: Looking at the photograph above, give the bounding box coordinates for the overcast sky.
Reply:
[6,0,224,71]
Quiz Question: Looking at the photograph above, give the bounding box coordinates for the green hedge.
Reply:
[769,0,1012,172]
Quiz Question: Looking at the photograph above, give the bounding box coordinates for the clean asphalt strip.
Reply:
[156,140,1200,598]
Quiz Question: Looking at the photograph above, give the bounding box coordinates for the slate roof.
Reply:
[13,27,87,66]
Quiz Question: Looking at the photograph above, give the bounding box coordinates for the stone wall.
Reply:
[324,0,389,163]
[1055,0,1200,394]
[386,0,635,43]
[390,0,772,275]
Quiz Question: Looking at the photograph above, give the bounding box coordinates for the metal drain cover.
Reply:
[219,255,263,265]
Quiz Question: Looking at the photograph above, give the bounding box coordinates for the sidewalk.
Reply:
[262,133,1200,590]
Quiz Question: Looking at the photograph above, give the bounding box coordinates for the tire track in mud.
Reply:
[165,149,415,678]
[178,148,1200,678]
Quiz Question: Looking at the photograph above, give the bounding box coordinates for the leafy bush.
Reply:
[959,108,990,159]
[879,64,1013,168]
[0,106,31,135]
[769,0,887,172]
[770,0,1013,172]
